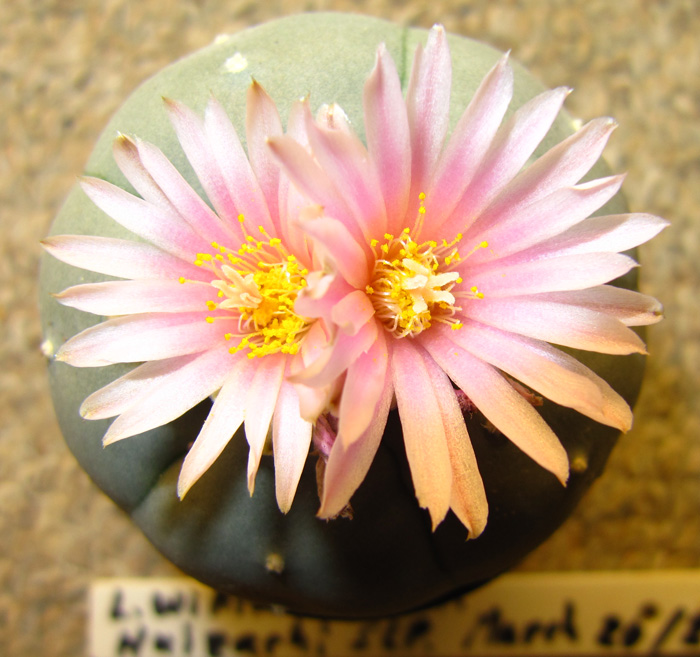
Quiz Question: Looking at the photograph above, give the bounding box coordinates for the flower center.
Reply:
[181,217,310,358]
[366,196,487,338]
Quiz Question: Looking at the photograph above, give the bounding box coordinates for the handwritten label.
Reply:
[89,571,700,656]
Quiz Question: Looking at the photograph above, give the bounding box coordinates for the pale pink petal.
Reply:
[54,279,215,316]
[293,323,340,422]
[426,340,570,485]
[438,86,571,235]
[278,177,313,262]
[468,117,617,238]
[428,53,513,227]
[164,98,242,231]
[294,381,335,425]
[272,381,313,513]
[133,138,239,246]
[304,111,387,240]
[101,344,235,445]
[427,322,633,431]
[337,329,389,446]
[285,96,311,146]
[56,312,229,366]
[290,319,378,388]
[537,285,664,326]
[81,177,211,259]
[80,353,202,420]
[115,132,233,248]
[521,212,670,260]
[422,352,488,537]
[112,133,172,209]
[204,96,275,236]
[391,339,452,529]
[244,354,286,495]
[177,357,253,498]
[316,102,354,133]
[406,25,452,207]
[298,321,332,369]
[467,175,625,264]
[41,235,203,281]
[277,106,314,262]
[467,252,638,298]
[363,43,411,235]
[299,216,370,289]
[267,134,358,234]
[460,296,646,355]
[294,271,355,326]
[246,80,284,230]
[318,361,393,519]
[330,290,376,337]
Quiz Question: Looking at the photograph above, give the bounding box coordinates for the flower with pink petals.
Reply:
[43,82,334,513]
[268,25,668,536]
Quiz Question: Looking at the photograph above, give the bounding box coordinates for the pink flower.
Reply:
[43,82,334,513]
[268,26,668,535]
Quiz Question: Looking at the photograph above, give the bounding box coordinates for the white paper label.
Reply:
[89,571,700,657]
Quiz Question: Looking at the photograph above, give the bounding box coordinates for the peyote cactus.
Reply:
[39,13,661,617]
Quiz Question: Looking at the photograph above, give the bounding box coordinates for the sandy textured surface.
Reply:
[1,0,697,654]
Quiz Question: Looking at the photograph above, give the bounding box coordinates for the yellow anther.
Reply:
[178,277,186,284]
[206,317,215,324]
[206,301,218,311]
[238,214,245,223]
[365,221,484,338]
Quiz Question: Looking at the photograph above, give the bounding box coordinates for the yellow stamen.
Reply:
[191,227,312,358]
[365,193,486,338]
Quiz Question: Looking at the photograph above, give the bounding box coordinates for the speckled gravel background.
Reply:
[1,0,697,654]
